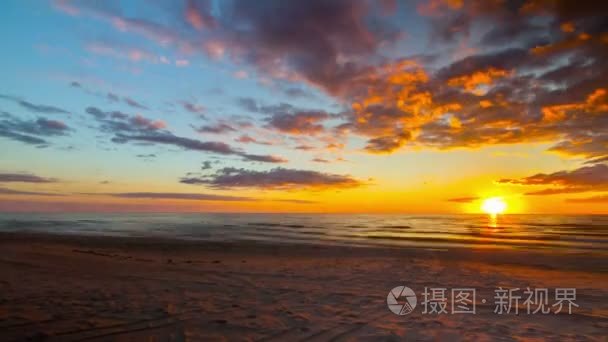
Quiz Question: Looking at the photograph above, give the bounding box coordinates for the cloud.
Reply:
[107,192,252,202]
[72,84,149,110]
[0,94,69,114]
[123,97,148,110]
[201,161,213,170]
[0,112,70,146]
[181,101,205,115]
[180,167,363,190]
[53,1,180,46]
[0,173,57,183]
[498,164,608,195]
[86,105,281,163]
[0,187,63,196]
[333,3,607,158]
[446,196,479,203]
[194,123,236,134]
[235,97,260,113]
[233,70,248,79]
[240,154,287,163]
[0,130,47,145]
[184,0,216,30]
[364,133,411,153]
[266,110,329,135]
[584,156,608,165]
[283,87,314,99]
[55,0,608,164]
[113,132,237,153]
[86,106,165,134]
[295,144,315,151]
[112,132,286,163]
[188,0,401,95]
[136,153,156,159]
[175,59,190,67]
[88,191,315,204]
[234,134,272,145]
[56,1,399,97]
[566,195,608,203]
[311,157,329,163]
[86,40,158,64]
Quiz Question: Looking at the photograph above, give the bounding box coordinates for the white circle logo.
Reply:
[387,286,417,315]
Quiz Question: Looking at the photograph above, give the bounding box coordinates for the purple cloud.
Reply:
[180,167,363,190]
[113,132,286,163]
[0,173,57,183]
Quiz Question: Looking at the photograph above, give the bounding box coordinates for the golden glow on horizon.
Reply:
[482,197,507,215]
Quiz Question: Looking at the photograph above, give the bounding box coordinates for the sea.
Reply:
[0,213,607,253]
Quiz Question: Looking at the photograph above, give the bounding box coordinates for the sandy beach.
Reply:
[0,232,606,341]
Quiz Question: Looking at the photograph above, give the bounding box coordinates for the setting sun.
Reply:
[482,197,507,215]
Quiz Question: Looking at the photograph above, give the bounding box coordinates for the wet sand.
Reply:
[0,232,606,341]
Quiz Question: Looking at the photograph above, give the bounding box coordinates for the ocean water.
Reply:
[0,213,607,252]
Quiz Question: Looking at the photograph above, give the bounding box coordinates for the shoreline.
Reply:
[1,231,606,340]
[1,231,606,272]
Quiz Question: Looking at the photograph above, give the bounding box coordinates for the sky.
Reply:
[0,0,606,214]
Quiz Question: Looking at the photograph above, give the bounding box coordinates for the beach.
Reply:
[1,232,606,341]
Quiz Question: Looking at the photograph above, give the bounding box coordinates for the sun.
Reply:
[481,197,507,215]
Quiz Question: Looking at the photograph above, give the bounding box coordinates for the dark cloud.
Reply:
[0,94,69,114]
[584,156,608,165]
[283,87,314,99]
[180,167,363,190]
[364,132,411,153]
[94,191,315,204]
[235,97,259,113]
[113,132,237,153]
[56,0,608,163]
[203,0,400,95]
[311,157,329,163]
[113,132,286,163]
[0,187,63,196]
[107,93,120,102]
[295,144,315,151]
[181,101,205,115]
[498,164,608,195]
[136,153,156,158]
[240,154,287,163]
[86,106,166,134]
[446,196,479,203]
[0,173,57,183]
[237,98,337,140]
[108,192,252,201]
[266,110,329,135]
[0,112,70,146]
[194,123,236,134]
[201,161,213,170]
[431,11,471,43]
[234,134,272,145]
[86,107,129,120]
[566,195,608,203]
[57,0,399,96]
[479,20,547,47]
[0,130,47,145]
[123,97,148,110]
[106,93,149,110]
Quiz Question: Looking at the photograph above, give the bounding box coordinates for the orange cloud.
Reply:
[542,88,608,123]
[447,67,510,94]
